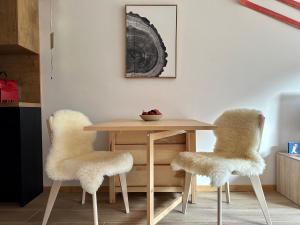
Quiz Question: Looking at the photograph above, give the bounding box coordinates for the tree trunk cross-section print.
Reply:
[126,12,168,78]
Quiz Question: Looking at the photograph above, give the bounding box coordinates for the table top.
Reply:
[84,119,216,131]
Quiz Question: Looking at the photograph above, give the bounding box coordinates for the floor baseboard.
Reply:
[44,185,276,193]
[197,185,276,192]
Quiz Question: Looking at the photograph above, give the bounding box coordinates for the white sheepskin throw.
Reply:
[46,110,133,194]
[171,109,265,187]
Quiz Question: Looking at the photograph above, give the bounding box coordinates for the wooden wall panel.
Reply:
[0,0,39,54]
[0,0,18,45]
[17,0,39,53]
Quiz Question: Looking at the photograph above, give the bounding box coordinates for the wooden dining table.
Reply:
[84,119,216,225]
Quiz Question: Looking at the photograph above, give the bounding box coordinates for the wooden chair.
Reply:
[42,110,133,225]
[172,109,272,225]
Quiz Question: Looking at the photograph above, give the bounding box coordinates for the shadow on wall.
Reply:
[277,93,300,150]
[261,93,300,185]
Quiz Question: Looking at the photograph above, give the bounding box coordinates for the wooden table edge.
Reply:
[83,126,216,131]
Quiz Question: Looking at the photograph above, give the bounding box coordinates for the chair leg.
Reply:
[92,193,99,225]
[119,173,130,214]
[249,176,272,225]
[82,190,86,205]
[42,181,62,225]
[217,186,222,225]
[182,172,192,214]
[225,181,231,204]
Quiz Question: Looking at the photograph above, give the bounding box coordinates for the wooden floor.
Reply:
[0,191,299,225]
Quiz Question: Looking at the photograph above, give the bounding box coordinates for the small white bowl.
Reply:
[140,114,163,121]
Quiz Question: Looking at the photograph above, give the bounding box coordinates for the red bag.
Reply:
[0,71,19,103]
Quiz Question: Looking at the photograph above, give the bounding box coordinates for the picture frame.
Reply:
[125,4,177,78]
[288,142,300,155]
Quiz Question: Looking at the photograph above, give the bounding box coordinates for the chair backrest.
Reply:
[46,110,96,178]
[213,109,264,158]
[257,114,265,152]
[47,116,54,143]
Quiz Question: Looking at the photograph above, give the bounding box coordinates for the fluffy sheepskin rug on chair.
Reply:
[46,110,133,194]
[171,109,266,187]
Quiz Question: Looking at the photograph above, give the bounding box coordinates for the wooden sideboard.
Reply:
[276,152,300,206]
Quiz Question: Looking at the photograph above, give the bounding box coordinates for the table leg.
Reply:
[191,175,197,203]
[147,134,154,225]
[109,176,116,203]
[147,130,188,225]
[187,131,197,203]
[109,132,116,203]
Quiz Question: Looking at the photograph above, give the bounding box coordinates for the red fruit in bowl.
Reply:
[153,109,162,115]
[141,109,162,116]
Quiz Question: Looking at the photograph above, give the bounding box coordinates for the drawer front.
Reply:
[115,144,185,164]
[115,131,186,145]
[115,165,184,187]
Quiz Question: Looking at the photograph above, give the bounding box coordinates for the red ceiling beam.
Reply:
[240,0,300,29]
[278,0,300,10]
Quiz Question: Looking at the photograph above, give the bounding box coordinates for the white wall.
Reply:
[39,0,300,186]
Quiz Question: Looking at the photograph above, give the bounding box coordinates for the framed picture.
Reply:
[288,142,300,155]
[125,5,177,78]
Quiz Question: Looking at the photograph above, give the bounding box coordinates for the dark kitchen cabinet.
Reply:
[0,103,43,206]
